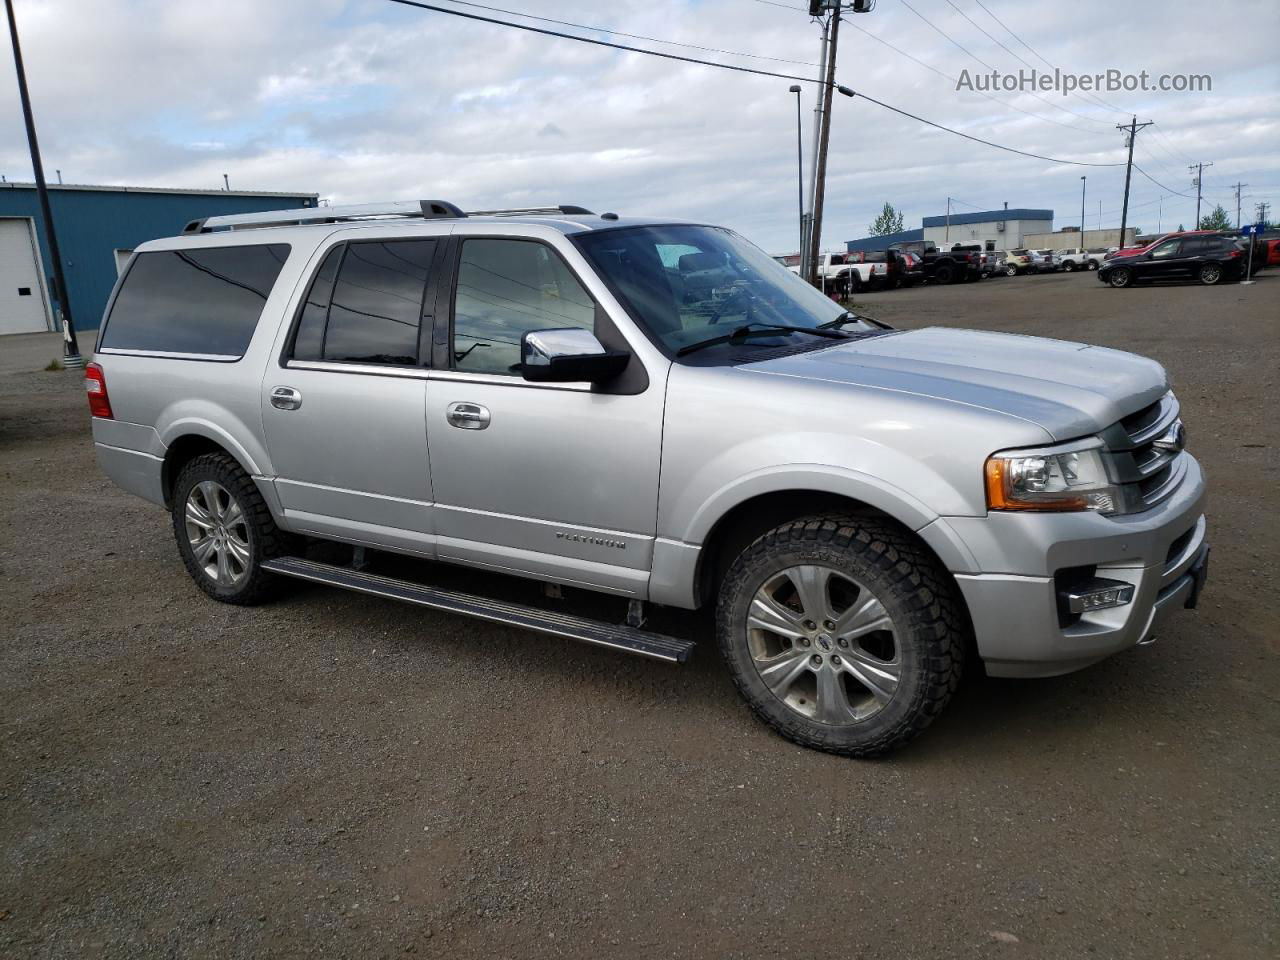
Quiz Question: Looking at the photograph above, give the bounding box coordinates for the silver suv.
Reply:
[87,200,1209,756]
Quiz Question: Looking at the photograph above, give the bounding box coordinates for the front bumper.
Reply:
[943,454,1208,678]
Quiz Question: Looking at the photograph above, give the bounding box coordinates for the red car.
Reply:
[1266,237,1280,266]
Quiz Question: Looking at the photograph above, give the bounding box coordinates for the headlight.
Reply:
[985,439,1119,514]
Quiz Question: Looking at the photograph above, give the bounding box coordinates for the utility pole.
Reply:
[800,3,830,283]
[1257,201,1271,226]
[1116,116,1152,246]
[1232,182,1247,228]
[5,0,82,367]
[1189,161,1213,228]
[805,1,841,286]
[1080,176,1087,240]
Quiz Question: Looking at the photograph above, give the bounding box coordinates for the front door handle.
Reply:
[270,386,302,411]
[446,401,490,430]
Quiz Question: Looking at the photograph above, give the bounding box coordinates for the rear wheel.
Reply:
[1108,267,1133,288]
[1005,264,1017,277]
[1198,263,1223,285]
[171,452,292,604]
[716,515,966,757]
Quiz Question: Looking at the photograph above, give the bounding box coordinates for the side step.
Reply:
[261,557,695,664]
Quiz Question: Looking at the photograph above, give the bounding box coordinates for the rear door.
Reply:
[262,233,444,555]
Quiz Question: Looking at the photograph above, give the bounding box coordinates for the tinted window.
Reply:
[290,244,344,362]
[453,239,595,375]
[102,244,290,357]
[322,240,435,365]
[1150,239,1183,259]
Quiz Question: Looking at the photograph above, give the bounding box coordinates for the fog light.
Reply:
[1063,579,1135,614]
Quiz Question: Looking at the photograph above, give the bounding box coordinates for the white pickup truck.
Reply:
[1055,247,1105,272]
[791,251,887,296]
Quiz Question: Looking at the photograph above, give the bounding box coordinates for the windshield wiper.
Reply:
[676,322,846,357]
[819,310,893,331]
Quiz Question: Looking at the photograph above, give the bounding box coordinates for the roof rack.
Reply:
[182,200,595,234]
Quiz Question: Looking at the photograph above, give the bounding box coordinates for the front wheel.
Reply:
[1005,264,1017,276]
[171,452,293,604]
[716,516,966,757]
[1198,263,1222,285]
[1062,260,1076,272]
[934,264,955,284]
[1108,267,1133,288]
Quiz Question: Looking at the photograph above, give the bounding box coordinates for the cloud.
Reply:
[0,0,1276,252]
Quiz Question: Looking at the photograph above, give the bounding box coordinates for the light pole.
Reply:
[1080,176,1087,244]
[5,0,82,368]
[789,85,804,258]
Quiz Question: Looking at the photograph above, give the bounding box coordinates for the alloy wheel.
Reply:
[746,565,901,725]
[184,480,251,586]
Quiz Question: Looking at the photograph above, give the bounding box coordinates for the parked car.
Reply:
[896,249,924,286]
[1105,230,1227,261]
[1097,233,1249,287]
[1055,247,1104,272]
[850,249,914,290]
[88,199,1209,757]
[1002,249,1035,275]
[888,241,982,284]
[792,251,886,297]
[1032,249,1059,272]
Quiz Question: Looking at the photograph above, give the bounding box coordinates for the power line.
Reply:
[969,0,1128,117]
[446,0,818,68]
[942,0,1036,71]
[844,19,1108,136]
[1132,163,1197,199]
[898,0,1113,129]
[854,90,1124,166]
[383,0,1126,168]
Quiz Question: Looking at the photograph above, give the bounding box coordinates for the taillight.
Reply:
[85,362,113,419]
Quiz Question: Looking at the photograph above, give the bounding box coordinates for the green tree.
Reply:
[868,202,906,236]
[1198,204,1232,231]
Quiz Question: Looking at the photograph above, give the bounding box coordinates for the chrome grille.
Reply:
[1101,391,1187,512]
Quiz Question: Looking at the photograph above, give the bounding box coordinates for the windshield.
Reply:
[572,224,874,356]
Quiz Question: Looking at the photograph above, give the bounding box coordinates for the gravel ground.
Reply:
[2,270,1277,959]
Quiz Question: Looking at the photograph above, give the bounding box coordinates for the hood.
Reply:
[742,327,1169,441]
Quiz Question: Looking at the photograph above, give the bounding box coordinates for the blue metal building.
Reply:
[0,182,316,335]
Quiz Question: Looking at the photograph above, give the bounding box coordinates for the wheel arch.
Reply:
[159,425,269,512]
[688,486,969,613]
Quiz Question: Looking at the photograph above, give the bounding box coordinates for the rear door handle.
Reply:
[270,386,302,411]
[446,401,490,430]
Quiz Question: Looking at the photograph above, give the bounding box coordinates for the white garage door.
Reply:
[0,218,52,335]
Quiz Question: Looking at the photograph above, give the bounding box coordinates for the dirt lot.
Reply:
[2,271,1277,959]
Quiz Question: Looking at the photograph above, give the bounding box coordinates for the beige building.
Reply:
[1023,227,1138,250]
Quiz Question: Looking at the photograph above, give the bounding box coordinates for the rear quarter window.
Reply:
[100,243,291,358]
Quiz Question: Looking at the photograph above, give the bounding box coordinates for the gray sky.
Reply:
[2,0,1276,253]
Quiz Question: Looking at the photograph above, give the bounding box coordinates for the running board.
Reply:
[261,556,695,664]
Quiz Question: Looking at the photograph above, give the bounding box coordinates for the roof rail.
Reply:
[183,200,595,234]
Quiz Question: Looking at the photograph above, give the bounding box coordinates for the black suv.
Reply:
[1098,233,1248,287]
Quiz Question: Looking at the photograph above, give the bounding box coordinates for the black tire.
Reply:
[1005,264,1017,277]
[1087,259,1099,270]
[716,515,967,757]
[847,272,861,296]
[1108,267,1133,288]
[171,452,293,605]
[934,264,955,285]
[1062,260,1076,272]
[1197,262,1223,285]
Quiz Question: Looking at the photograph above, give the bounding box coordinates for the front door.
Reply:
[425,234,664,597]
[262,235,441,555]
[1140,238,1191,281]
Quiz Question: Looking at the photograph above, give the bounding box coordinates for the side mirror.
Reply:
[520,328,630,384]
